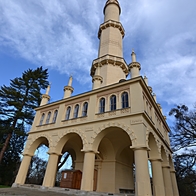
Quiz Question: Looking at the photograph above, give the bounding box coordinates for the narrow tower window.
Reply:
[110,95,116,111]
[52,110,58,123]
[73,104,79,118]
[82,102,88,117]
[65,106,71,120]
[46,112,51,124]
[99,98,105,113]
[122,92,129,108]
[39,113,45,125]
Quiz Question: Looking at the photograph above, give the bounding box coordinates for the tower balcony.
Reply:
[98,20,125,39]
[90,54,129,77]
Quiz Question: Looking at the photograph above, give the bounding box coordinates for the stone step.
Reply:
[12,184,135,196]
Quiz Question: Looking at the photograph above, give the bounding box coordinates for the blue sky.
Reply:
[0,0,196,125]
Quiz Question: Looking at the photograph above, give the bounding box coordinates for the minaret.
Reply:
[91,0,129,88]
[63,76,74,99]
[40,84,51,106]
[92,65,103,90]
[129,50,141,78]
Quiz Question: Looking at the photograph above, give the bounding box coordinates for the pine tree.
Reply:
[0,67,49,164]
[169,104,196,195]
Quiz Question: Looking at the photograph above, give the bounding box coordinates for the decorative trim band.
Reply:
[98,20,125,39]
[129,62,141,71]
[91,54,129,76]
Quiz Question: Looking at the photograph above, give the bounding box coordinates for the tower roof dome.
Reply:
[104,0,121,14]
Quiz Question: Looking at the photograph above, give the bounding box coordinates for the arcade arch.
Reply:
[42,132,84,187]
[92,127,134,193]
[15,136,50,186]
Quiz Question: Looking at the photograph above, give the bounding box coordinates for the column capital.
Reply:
[162,164,171,169]
[47,151,61,156]
[130,145,150,151]
[170,169,176,173]
[149,158,163,162]
[81,149,99,154]
[22,153,34,157]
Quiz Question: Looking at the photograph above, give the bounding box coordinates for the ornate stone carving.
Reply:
[91,54,128,77]
[98,20,125,39]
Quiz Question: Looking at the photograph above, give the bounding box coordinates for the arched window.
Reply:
[46,112,51,124]
[65,106,71,120]
[110,95,116,111]
[82,102,88,117]
[73,104,79,118]
[39,113,45,125]
[122,92,129,108]
[99,98,105,113]
[52,110,58,123]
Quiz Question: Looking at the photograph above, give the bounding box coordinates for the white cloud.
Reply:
[0,0,196,112]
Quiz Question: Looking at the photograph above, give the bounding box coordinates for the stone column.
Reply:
[42,153,59,188]
[170,170,179,196]
[150,158,165,196]
[162,165,174,196]
[14,154,32,185]
[133,147,152,196]
[81,151,96,191]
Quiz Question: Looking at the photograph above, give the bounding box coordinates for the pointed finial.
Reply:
[45,83,51,95]
[144,75,148,85]
[153,93,157,102]
[131,50,136,62]
[68,75,73,86]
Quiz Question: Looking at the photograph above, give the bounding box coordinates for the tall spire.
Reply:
[129,50,141,78]
[40,84,51,106]
[63,76,74,99]
[91,0,128,88]
[98,0,123,57]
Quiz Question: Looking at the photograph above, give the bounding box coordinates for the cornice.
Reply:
[42,94,50,100]
[98,20,125,39]
[129,62,141,71]
[64,86,74,93]
[91,54,129,77]
[92,75,103,83]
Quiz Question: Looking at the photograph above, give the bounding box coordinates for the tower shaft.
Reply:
[91,0,128,88]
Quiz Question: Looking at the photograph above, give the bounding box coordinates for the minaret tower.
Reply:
[40,84,51,106]
[91,0,129,89]
[63,76,74,99]
[129,50,141,78]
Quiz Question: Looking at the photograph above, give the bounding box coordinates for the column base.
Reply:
[12,183,19,188]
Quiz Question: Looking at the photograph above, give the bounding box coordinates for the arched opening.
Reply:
[121,92,129,108]
[110,95,116,111]
[93,127,133,193]
[46,112,51,124]
[99,98,105,113]
[25,137,49,185]
[39,113,45,125]
[82,102,88,117]
[54,133,83,189]
[65,106,71,120]
[52,110,58,123]
[73,104,79,118]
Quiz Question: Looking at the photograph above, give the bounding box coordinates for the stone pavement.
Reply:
[0,185,134,196]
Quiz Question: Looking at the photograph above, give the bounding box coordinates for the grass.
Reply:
[0,185,10,188]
